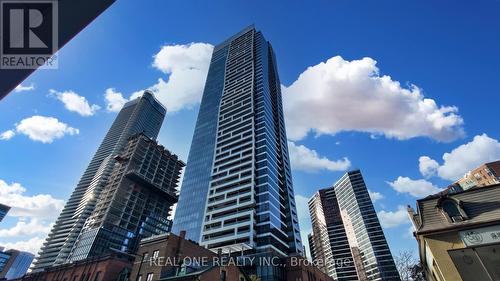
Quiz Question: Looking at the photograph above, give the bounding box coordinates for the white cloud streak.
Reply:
[0,236,45,255]
[378,206,411,228]
[0,179,65,219]
[0,180,64,255]
[0,130,15,140]
[14,83,35,93]
[0,219,52,238]
[387,176,443,198]
[368,190,384,202]
[50,89,100,116]
[288,141,351,172]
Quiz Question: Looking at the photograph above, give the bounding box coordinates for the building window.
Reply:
[220,270,227,281]
[437,197,468,223]
[137,275,142,281]
[153,250,159,259]
[146,273,154,281]
[142,252,149,261]
[94,272,101,281]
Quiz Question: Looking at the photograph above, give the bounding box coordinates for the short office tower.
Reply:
[0,203,10,222]
[67,133,184,261]
[172,26,303,257]
[308,188,359,281]
[32,91,166,271]
[308,170,400,281]
[0,249,34,280]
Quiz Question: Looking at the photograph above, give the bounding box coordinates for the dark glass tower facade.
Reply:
[309,170,400,281]
[334,170,400,281]
[0,203,10,222]
[171,40,229,242]
[32,91,166,271]
[308,188,359,280]
[173,26,303,257]
[0,249,34,280]
[67,134,184,261]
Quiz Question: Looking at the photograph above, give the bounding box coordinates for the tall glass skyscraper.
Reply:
[309,170,400,281]
[32,91,166,271]
[173,26,303,257]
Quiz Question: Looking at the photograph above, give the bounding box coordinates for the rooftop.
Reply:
[414,183,500,234]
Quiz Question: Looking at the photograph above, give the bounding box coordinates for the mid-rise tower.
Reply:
[67,134,184,261]
[308,170,400,281]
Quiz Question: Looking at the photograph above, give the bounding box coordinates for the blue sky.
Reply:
[1,0,500,260]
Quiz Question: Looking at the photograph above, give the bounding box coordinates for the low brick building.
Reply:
[11,253,133,281]
[160,264,249,281]
[454,160,500,191]
[131,231,332,281]
[130,231,219,281]
[284,255,334,281]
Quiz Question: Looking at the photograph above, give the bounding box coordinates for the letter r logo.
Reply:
[9,8,48,48]
[1,1,56,55]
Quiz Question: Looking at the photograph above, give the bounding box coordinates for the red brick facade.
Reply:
[285,256,334,281]
[11,253,133,281]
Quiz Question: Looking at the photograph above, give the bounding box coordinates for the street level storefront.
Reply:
[408,183,500,281]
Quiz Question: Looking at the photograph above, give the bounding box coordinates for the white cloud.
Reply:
[0,180,63,255]
[0,179,65,219]
[130,90,144,100]
[421,134,500,181]
[0,236,45,255]
[104,88,128,112]
[15,115,79,143]
[282,56,464,142]
[378,206,411,228]
[14,83,35,93]
[0,130,15,140]
[388,176,443,198]
[368,190,384,202]
[104,43,213,114]
[50,89,100,116]
[419,156,439,178]
[288,141,351,172]
[0,219,52,238]
[149,42,213,112]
